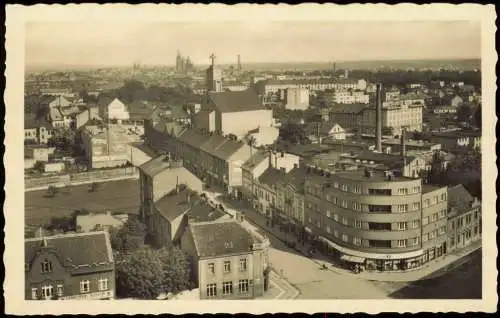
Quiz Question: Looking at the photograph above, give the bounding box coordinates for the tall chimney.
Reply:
[400,128,407,173]
[375,83,383,152]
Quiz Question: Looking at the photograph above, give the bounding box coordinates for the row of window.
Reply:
[31,278,108,299]
[206,280,249,297]
[422,210,447,225]
[422,193,448,208]
[451,212,478,230]
[306,182,422,196]
[208,258,247,274]
[307,199,418,214]
[309,215,421,231]
[325,232,420,248]
[422,226,447,242]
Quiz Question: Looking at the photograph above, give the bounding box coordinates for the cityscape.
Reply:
[20,18,487,305]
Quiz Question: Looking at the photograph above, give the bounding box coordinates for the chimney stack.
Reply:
[375,83,383,153]
[400,128,407,174]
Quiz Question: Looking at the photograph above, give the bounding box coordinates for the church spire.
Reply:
[209,53,216,67]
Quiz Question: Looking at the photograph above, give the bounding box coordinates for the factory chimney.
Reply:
[375,83,383,153]
[400,128,407,176]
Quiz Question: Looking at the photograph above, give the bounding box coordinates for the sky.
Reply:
[25,21,481,68]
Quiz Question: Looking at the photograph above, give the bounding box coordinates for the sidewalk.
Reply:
[208,190,482,283]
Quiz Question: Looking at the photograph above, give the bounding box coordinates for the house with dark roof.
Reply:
[180,219,270,299]
[25,231,115,300]
[150,187,227,247]
[195,90,274,139]
[447,184,481,252]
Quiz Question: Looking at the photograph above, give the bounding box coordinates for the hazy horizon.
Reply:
[26,21,481,68]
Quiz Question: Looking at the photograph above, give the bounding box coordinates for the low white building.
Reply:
[285,87,309,110]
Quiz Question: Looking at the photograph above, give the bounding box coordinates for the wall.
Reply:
[220,110,273,138]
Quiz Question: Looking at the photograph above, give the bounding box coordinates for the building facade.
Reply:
[25,231,115,300]
[303,166,448,271]
[285,87,310,110]
[180,220,270,299]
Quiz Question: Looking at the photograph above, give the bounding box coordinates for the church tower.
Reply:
[206,53,222,93]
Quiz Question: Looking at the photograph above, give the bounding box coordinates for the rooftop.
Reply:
[190,220,260,258]
[139,155,184,178]
[258,167,283,187]
[154,187,199,222]
[332,169,416,183]
[242,150,269,169]
[448,184,478,216]
[208,90,264,113]
[25,231,113,270]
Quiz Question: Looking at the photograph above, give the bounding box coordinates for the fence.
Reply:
[25,167,138,191]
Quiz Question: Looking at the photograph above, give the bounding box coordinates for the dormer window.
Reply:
[41,259,53,273]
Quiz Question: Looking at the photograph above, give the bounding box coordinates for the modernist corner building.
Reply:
[304,166,449,272]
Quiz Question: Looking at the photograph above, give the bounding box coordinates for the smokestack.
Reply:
[375,83,383,152]
[400,128,407,174]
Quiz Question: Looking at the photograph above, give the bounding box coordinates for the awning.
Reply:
[304,227,313,234]
[341,254,366,264]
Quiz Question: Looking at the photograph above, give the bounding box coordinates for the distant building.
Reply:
[25,231,115,300]
[254,78,368,97]
[98,97,130,123]
[430,130,481,151]
[319,122,347,140]
[80,124,142,168]
[24,116,53,145]
[327,90,369,105]
[180,219,270,299]
[447,185,481,252]
[285,87,309,110]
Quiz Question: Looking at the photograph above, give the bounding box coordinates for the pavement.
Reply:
[203,188,482,299]
[260,270,300,299]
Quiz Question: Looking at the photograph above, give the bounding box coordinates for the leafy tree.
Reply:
[110,216,146,253]
[49,126,76,153]
[115,246,165,299]
[473,105,481,128]
[115,246,193,299]
[33,161,45,172]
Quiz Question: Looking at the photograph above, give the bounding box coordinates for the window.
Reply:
[412,237,420,246]
[333,214,339,222]
[239,258,247,272]
[354,219,363,228]
[353,202,362,211]
[222,281,233,295]
[398,204,408,213]
[208,263,215,274]
[441,193,447,201]
[326,194,331,202]
[206,283,217,297]
[398,222,408,230]
[413,186,421,193]
[412,220,420,228]
[31,288,38,300]
[466,215,472,224]
[422,234,428,242]
[333,182,339,188]
[41,259,52,273]
[341,216,348,225]
[439,209,446,218]
[398,188,408,195]
[340,200,348,208]
[341,184,348,192]
[439,226,446,235]
[433,196,438,205]
[332,197,338,205]
[368,222,391,231]
[397,239,406,248]
[80,280,90,293]
[423,199,430,208]
[333,229,339,237]
[352,185,361,193]
[224,260,231,273]
[98,278,108,291]
[422,216,429,225]
[57,285,64,297]
[326,224,331,233]
[341,234,348,242]
[325,209,331,218]
[353,237,361,246]
[41,284,53,298]
[412,202,420,211]
[238,280,249,294]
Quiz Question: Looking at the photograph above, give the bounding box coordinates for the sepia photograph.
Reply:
[4,3,497,315]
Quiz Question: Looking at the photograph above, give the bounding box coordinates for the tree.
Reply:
[33,161,45,172]
[49,126,76,154]
[473,105,481,128]
[110,216,146,253]
[115,246,193,299]
[115,246,165,299]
